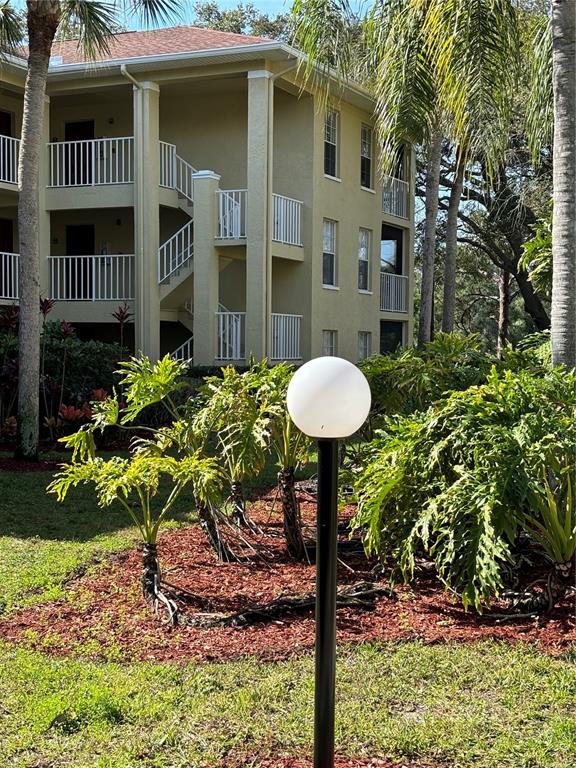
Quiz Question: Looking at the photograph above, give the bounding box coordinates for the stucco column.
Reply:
[133,81,160,359]
[39,95,50,298]
[192,171,220,366]
[245,70,273,360]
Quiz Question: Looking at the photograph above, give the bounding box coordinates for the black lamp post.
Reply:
[287,357,371,768]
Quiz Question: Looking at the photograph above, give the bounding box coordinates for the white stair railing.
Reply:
[49,255,134,300]
[158,220,193,283]
[382,176,409,219]
[218,190,246,239]
[159,141,195,202]
[216,306,245,360]
[48,137,134,187]
[272,194,303,246]
[271,313,302,360]
[159,140,176,188]
[0,251,18,299]
[171,336,193,361]
[175,154,195,202]
[0,136,20,184]
[380,272,408,312]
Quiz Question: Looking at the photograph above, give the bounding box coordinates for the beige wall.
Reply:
[50,208,134,256]
[0,91,23,137]
[49,88,133,141]
[309,97,414,360]
[160,80,247,188]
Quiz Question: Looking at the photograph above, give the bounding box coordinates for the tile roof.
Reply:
[48,25,272,65]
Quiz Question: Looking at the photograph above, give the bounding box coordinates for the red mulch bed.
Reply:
[0,493,574,663]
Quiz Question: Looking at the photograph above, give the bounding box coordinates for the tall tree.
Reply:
[292,0,521,344]
[192,1,291,40]
[0,0,182,460]
[549,0,575,368]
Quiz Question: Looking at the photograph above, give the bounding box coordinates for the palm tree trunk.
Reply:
[497,270,511,357]
[278,468,306,561]
[15,2,61,459]
[550,0,576,369]
[418,130,442,347]
[441,150,466,333]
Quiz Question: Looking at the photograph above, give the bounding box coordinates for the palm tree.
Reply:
[0,0,181,461]
[291,0,521,346]
[549,1,575,369]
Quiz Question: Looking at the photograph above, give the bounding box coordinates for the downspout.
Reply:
[121,65,144,351]
[264,61,298,358]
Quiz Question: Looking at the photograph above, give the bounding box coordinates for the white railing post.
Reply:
[217,190,247,239]
[48,255,134,300]
[47,137,134,187]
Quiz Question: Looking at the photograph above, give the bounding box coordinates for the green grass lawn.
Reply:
[1,463,575,767]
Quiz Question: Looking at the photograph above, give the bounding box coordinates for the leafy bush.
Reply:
[0,317,122,441]
[352,367,576,611]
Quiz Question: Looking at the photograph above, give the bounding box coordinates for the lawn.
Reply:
[1,462,575,768]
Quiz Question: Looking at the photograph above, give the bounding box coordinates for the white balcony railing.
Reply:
[216,309,245,360]
[382,176,409,219]
[48,137,134,187]
[0,251,18,299]
[218,189,247,239]
[272,194,303,246]
[158,220,193,283]
[380,272,408,313]
[49,255,135,300]
[0,136,19,185]
[271,313,302,360]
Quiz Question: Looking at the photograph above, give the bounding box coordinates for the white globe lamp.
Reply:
[286,356,371,438]
[286,356,371,768]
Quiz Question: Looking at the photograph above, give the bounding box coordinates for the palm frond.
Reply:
[525,12,553,163]
[122,0,182,27]
[423,0,521,174]
[58,1,117,60]
[0,1,25,56]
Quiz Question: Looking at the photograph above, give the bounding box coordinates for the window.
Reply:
[380,321,404,354]
[358,228,371,291]
[323,219,337,286]
[380,224,403,275]
[324,111,338,177]
[360,125,373,188]
[322,330,338,356]
[358,331,371,360]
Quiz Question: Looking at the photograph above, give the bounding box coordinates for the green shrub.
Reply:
[352,367,576,611]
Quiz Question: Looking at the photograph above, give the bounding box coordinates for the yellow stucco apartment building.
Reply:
[0,25,414,366]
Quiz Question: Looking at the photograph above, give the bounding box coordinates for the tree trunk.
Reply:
[514,267,551,331]
[418,130,442,347]
[196,500,234,563]
[141,542,161,607]
[230,481,249,527]
[16,2,61,460]
[550,0,576,369]
[442,150,466,333]
[278,468,306,561]
[497,270,511,356]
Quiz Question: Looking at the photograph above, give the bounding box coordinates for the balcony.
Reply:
[0,251,18,300]
[271,313,302,360]
[48,137,134,187]
[0,136,19,185]
[380,272,408,313]
[382,176,409,219]
[217,190,303,247]
[272,194,303,247]
[49,255,135,301]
